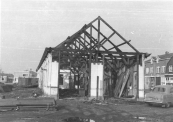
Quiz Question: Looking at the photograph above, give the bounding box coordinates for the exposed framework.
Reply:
[37,16,150,98]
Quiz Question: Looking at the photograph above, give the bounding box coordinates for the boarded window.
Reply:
[59,74,63,85]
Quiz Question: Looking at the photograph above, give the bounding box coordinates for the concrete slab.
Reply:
[0,97,56,110]
[17,97,55,106]
[0,99,18,107]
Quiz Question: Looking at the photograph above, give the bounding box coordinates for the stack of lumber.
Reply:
[114,72,125,97]
[114,66,134,98]
[0,97,56,111]
[118,69,130,97]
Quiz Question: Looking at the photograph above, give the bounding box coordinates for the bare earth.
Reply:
[0,88,173,122]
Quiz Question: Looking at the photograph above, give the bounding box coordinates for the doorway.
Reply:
[156,77,161,85]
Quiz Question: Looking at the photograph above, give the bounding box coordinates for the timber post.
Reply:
[88,53,92,97]
[57,51,61,100]
[136,54,139,100]
[97,76,99,100]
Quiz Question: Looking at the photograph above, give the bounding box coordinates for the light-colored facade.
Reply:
[14,70,37,83]
[37,53,59,98]
[37,49,146,99]
[36,53,75,99]
[0,73,14,83]
[59,70,73,89]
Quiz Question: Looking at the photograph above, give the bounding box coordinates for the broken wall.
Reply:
[37,53,59,99]
[112,54,145,99]
[90,63,104,100]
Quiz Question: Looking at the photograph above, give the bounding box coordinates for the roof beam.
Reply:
[99,17,139,53]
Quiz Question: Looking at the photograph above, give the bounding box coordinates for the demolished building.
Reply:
[36,16,150,100]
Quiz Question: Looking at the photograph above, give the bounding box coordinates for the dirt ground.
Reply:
[1,86,42,99]
[0,88,173,122]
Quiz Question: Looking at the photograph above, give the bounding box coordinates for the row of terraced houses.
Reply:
[145,51,173,90]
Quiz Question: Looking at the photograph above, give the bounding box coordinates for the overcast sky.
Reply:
[1,0,173,73]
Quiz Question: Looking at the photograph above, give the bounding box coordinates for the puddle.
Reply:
[134,116,164,122]
[62,117,95,122]
[23,117,34,120]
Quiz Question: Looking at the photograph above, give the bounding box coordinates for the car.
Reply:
[144,85,173,108]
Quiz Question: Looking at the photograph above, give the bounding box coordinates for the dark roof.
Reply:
[145,53,173,63]
[158,53,173,59]
[0,73,14,77]
[36,47,52,72]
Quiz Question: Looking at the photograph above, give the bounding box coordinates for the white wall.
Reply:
[37,53,59,99]
[59,70,71,89]
[139,54,145,98]
[90,63,104,100]
[50,61,59,95]
[0,76,7,83]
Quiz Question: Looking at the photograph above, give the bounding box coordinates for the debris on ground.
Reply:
[0,86,56,111]
[0,84,13,93]
[58,89,145,106]
[59,89,79,99]
[104,97,145,105]
[1,85,43,99]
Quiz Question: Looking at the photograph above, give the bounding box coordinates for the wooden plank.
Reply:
[84,31,109,52]
[53,48,146,55]
[90,26,92,48]
[98,18,100,50]
[58,51,61,99]
[136,55,139,99]
[79,35,97,51]
[114,72,125,97]
[118,68,130,97]
[17,98,55,106]
[0,98,55,108]
[108,40,131,51]
[127,66,134,96]
[76,39,87,50]
[0,99,18,107]
[91,25,129,65]
[99,17,139,53]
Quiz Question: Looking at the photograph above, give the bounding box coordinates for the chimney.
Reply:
[165,51,169,54]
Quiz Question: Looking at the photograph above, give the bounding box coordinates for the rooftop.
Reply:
[158,52,173,59]
[145,52,173,63]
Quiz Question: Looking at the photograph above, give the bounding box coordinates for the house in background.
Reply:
[165,56,173,85]
[13,69,38,87]
[144,52,173,90]
[0,73,14,83]
[13,69,37,83]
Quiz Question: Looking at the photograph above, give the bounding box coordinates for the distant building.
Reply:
[165,56,173,85]
[0,73,14,83]
[144,52,173,90]
[37,68,74,90]
[14,69,37,83]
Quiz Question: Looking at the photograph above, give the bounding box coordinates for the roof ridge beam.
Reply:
[99,17,139,53]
